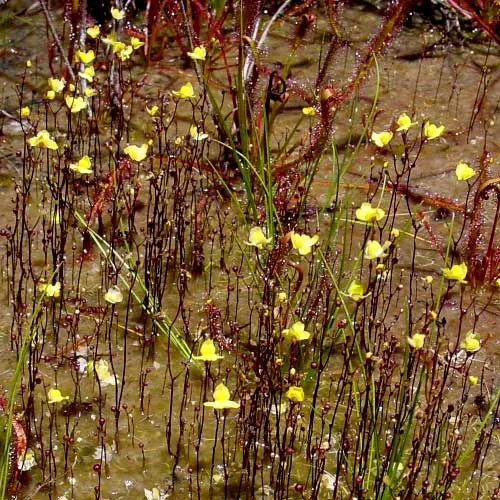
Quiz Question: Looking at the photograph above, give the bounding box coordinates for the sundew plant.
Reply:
[0,0,499,498]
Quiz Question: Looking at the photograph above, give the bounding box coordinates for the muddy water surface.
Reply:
[0,2,500,498]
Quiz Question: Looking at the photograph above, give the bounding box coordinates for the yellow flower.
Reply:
[468,375,478,385]
[46,90,56,100]
[290,231,319,256]
[146,105,159,117]
[455,161,475,181]
[18,448,36,472]
[87,25,100,39]
[19,106,30,118]
[187,46,206,61]
[396,113,416,132]
[70,155,93,174]
[111,7,125,20]
[28,130,58,150]
[277,292,287,302]
[424,121,444,140]
[364,240,390,260]
[88,359,116,386]
[302,106,316,116]
[85,87,98,97]
[48,77,65,93]
[111,40,127,53]
[204,383,240,410]
[460,331,480,353]
[75,49,95,64]
[346,280,369,302]
[442,262,467,284]
[172,82,196,99]
[104,285,123,304]
[101,32,117,46]
[193,339,224,362]
[79,65,95,82]
[117,45,133,61]
[286,386,305,402]
[246,227,271,250]
[371,131,393,147]
[124,143,148,162]
[407,333,425,349]
[130,37,144,50]
[40,281,61,297]
[355,202,385,223]
[47,388,69,404]
[282,321,310,341]
[65,96,87,113]
[26,60,32,68]
[189,125,209,141]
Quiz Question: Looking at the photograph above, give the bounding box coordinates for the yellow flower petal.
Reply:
[407,333,425,349]
[172,82,196,99]
[88,359,116,386]
[455,161,475,181]
[442,263,467,284]
[111,7,125,20]
[65,95,87,113]
[193,339,224,362]
[187,46,206,61]
[69,155,93,175]
[75,49,95,64]
[146,105,159,117]
[204,383,240,409]
[189,125,208,141]
[286,386,305,402]
[290,232,319,256]
[104,285,123,304]
[364,240,390,260]
[87,25,100,39]
[460,332,480,353]
[282,321,310,341]
[130,37,144,50]
[371,131,393,147]
[124,143,149,162]
[424,121,444,140]
[302,106,316,116]
[19,106,30,118]
[346,280,368,302]
[355,202,385,223]
[246,227,271,249]
[28,130,58,150]
[396,113,416,132]
[47,388,69,404]
[40,281,61,297]
[48,77,65,93]
[79,66,95,82]
[117,45,133,61]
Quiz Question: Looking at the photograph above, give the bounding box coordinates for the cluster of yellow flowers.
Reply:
[371,113,444,148]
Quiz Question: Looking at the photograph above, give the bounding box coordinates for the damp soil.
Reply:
[0,1,499,499]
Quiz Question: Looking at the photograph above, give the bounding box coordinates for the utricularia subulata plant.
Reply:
[1,1,499,498]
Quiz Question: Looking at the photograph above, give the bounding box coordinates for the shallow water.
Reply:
[1,1,500,499]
